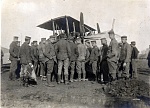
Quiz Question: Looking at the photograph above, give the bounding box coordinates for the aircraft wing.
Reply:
[37,16,96,33]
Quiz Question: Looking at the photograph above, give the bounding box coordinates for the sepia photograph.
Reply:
[1,0,150,108]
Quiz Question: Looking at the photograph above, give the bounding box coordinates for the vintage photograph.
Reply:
[1,0,150,108]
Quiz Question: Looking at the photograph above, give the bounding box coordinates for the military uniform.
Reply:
[55,34,71,84]
[119,37,131,79]
[9,37,20,80]
[38,38,46,78]
[31,41,39,76]
[100,42,109,83]
[130,41,139,78]
[90,45,99,79]
[19,36,32,86]
[68,40,78,82]
[147,50,150,68]
[107,36,118,80]
[76,40,89,81]
[1,50,4,72]
[43,39,56,87]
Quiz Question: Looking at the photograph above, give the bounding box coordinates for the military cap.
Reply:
[59,33,67,39]
[33,41,37,43]
[100,38,106,40]
[131,41,136,45]
[85,40,90,42]
[121,36,127,39]
[25,36,31,40]
[41,38,46,41]
[49,35,56,39]
[13,36,19,39]
[91,40,96,43]
[108,29,114,34]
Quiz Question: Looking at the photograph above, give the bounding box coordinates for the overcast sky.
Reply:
[1,0,150,52]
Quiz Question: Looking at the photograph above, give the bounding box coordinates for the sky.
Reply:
[1,0,150,52]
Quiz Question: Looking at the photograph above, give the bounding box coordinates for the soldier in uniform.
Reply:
[90,40,99,81]
[68,37,78,82]
[9,36,20,80]
[100,38,109,84]
[1,50,4,72]
[76,38,89,81]
[119,36,131,79]
[20,36,32,86]
[31,41,39,76]
[55,34,71,84]
[43,36,57,87]
[107,29,118,81]
[16,41,21,79]
[38,38,46,80]
[85,40,92,80]
[147,45,150,68]
[130,41,139,78]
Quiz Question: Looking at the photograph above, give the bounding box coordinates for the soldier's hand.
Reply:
[123,62,127,67]
[29,63,32,66]
[89,61,93,65]
[53,57,57,64]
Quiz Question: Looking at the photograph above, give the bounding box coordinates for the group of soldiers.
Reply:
[9,29,140,87]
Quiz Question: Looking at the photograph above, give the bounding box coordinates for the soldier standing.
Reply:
[1,50,4,72]
[38,38,46,80]
[107,29,118,81]
[31,41,39,76]
[85,40,92,80]
[76,38,89,81]
[16,41,21,79]
[90,40,99,81]
[130,41,139,78]
[119,36,131,79]
[20,36,32,86]
[100,38,109,84]
[43,36,57,87]
[68,37,78,82]
[9,36,20,80]
[147,45,150,68]
[55,34,71,84]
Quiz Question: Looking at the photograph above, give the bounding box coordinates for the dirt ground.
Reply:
[1,60,150,108]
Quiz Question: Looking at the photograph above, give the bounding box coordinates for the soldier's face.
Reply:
[85,42,90,47]
[121,38,127,43]
[34,43,37,46]
[28,40,30,44]
[17,42,20,46]
[91,42,96,46]
[101,40,106,45]
[109,34,114,39]
[50,38,55,43]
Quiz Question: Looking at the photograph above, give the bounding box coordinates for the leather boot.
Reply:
[83,73,88,81]
[57,75,61,84]
[78,74,81,81]
[46,74,55,87]
[70,74,74,82]
[64,74,69,85]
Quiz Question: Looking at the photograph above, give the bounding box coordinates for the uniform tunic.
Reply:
[9,41,20,79]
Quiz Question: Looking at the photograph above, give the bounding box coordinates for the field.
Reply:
[1,60,150,108]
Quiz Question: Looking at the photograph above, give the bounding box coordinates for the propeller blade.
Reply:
[97,23,101,33]
[80,12,85,36]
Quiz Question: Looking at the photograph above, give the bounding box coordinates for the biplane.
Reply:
[37,12,121,47]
